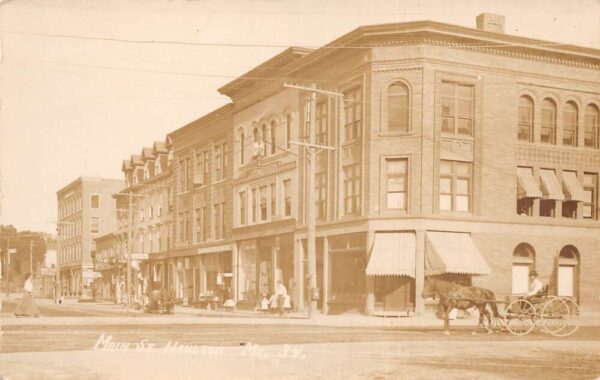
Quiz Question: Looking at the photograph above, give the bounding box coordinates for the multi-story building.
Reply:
[211,14,599,315]
[117,140,174,301]
[168,105,234,305]
[56,177,125,298]
[93,232,119,300]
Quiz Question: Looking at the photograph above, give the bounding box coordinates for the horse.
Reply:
[422,277,499,334]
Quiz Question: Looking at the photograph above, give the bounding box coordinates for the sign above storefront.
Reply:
[197,244,231,255]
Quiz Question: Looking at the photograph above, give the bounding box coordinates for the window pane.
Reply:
[456,162,471,176]
[455,195,469,211]
[457,85,473,99]
[457,99,472,118]
[440,177,452,193]
[583,205,592,218]
[440,195,452,210]
[456,179,469,195]
[440,161,453,175]
[442,117,454,133]
[387,193,406,209]
[387,159,407,174]
[442,98,454,116]
[441,82,454,96]
[457,119,472,135]
[388,177,405,192]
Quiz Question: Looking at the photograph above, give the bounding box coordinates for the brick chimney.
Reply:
[476,13,505,33]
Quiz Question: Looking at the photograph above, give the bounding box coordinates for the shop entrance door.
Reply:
[374,277,414,312]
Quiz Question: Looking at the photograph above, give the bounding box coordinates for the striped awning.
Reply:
[425,232,491,276]
[366,232,415,277]
[540,169,565,201]
[517,167,542,199]
[562,171,587,202]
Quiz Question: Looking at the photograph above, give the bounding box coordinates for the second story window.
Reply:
[91,216,99,233]
[584,104,599,149]
[252,189,258,223]
[343,163,361,216]
[179,160,186,192]
[286,114,292,149]
[387,82,409,133]
[385,158,408,210]
[239,191,247,225]
[583,173,598,220]
[344,87,362,142]
[541,99,557,144]
[270,184,276,217]
[91,194,99,209]
[260,185,268,221]
[518,96,534,142]
[283,179,292,217]
[563,102,578,147]
[270,121,277,155]
[316,102,328,145]
[441,82,473,137]
[215,145,223,181]
[203,151,210,184]
[439,160,471,212]
[239,128,246,165]
[195,152,203,184]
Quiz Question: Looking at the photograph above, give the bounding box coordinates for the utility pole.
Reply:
[284,82,340,319]
[127,190,133,309]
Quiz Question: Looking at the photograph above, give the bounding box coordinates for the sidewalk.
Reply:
[3,294,599,328]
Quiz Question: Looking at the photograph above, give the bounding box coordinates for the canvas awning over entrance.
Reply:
[366,232,415,277]
[540,169,565,201]
[517,167,542,199]
[425,232,491,276]
[562,171,587,202]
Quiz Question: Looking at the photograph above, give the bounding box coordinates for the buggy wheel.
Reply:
[541,297,579,337]
[481,316,504,333]
[505,299,536,336]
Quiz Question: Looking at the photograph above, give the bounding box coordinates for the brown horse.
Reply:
[422,277,498,334]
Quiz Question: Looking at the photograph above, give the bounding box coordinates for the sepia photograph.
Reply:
[0,0,599,379]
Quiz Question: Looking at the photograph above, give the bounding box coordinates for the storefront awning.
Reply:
[517,167,542,199]
[540,169,565,201]
[366,232,415,277]
[562,171,587,202]
[425,232,491,276]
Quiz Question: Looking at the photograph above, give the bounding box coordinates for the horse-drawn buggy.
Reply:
[423,277,580,337]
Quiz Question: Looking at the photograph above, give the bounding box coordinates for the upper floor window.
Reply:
[155,158,162,175]
[215,145,223,181]
[179,160,186,192]
[239,128,246,165]
[563,102,578,147]
[518,96,534,142]
[344,87,362,142]
[343,163,361,216]
[583,173,598,220]
[385,158,408,210]
[283,179,292,217]
[269,121,277,155]
[270,183,276,217]
[441,82,473,136]
[387,82,409,133]
[91,216,99,233]
[91,194,99,209]
[195,152,203,183]
[203,151,210,184]
[261,124,268,155]
[239,191,247,225]
[541,99,557,144]
[316,102,328,145]
[584,104,599,149]
[259,185,268,221]
[439,160,471,212]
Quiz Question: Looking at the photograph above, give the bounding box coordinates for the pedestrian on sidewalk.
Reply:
[14,273,40,317]
[276,280,288,318]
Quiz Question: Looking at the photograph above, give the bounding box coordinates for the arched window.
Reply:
[541,99,557,144]
[584,104,599,148]
[563,102,578,147]
[512,243,535,294]
[387,82,409,133]
[260,124,267,156]
[270,120,277,155]
[238,128,245,165]
[557,246,580,300]
[518,96,534,142]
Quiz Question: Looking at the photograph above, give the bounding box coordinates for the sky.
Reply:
[0,0,599,233]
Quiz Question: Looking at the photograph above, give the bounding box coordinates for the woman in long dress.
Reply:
[15,273,40,317]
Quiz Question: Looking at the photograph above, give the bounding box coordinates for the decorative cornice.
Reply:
[517,145,600,167]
